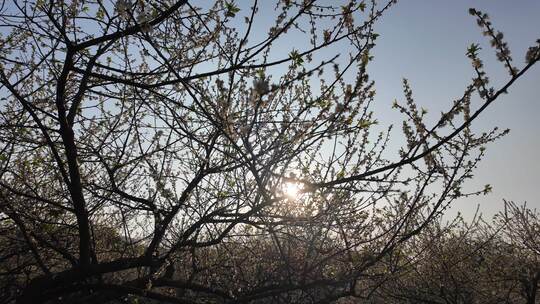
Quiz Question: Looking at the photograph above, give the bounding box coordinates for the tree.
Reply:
[370,202,540,304]
[0,1,538,303]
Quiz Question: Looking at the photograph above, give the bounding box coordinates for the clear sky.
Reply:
[369,0,540,218]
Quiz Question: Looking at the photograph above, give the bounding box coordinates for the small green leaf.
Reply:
[467,43,481,57]
[96,7,105,19]
[289,49,304,66]
[225,2,240,17]
[358,119,377,128]
[359,2,366,12]
[217,191,228,199]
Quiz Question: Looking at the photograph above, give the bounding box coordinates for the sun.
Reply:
[283,182,301,199]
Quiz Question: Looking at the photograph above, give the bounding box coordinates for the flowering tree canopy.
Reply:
[0,1,538,303]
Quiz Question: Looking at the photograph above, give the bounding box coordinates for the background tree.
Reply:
[370,201,540,304]
[0,0,539,303]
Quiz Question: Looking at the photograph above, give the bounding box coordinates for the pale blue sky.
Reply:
[369,0,540,218]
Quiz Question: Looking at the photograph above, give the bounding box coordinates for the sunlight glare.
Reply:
[284,182,301,199]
